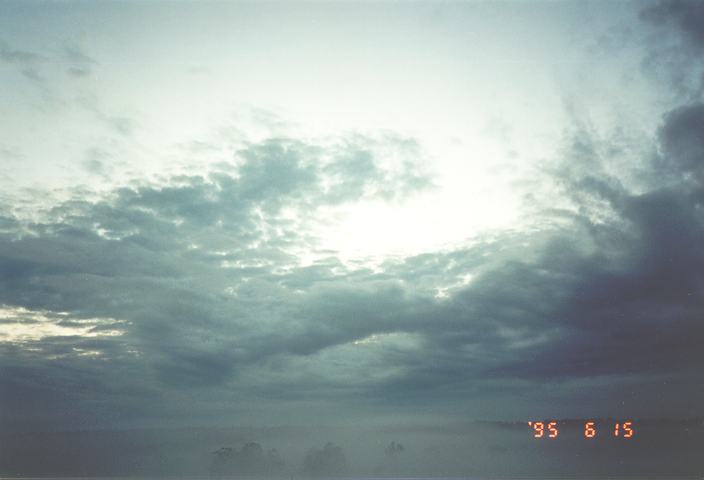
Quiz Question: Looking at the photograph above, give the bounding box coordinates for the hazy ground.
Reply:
[2,419,702,478]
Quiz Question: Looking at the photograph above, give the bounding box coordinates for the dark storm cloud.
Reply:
[497,105,704,380]
[641,0,704,52]
[320,100,704,405]
[659,102,704,179]
[640,0,704,98]
[493,0,704,381]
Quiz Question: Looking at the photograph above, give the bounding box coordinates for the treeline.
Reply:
[209,440,404,478]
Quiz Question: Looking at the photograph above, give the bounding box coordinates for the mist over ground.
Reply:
[2,419,703,478]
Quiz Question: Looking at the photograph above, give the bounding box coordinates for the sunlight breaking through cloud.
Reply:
[0,305,126,344]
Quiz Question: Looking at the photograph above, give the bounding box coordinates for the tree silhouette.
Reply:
[302,442,346,477]
[209,442,284,477]
[385,441,404,456]
[374,440,406,475]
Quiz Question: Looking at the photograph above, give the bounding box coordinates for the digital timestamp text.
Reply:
[528,420,634,439]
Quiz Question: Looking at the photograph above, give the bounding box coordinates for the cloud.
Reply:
[0,41,43,64]
[4,115,704,425]
[64,45,97,77]
[640,0,704,98]
[0,133,434,429]
[0,41,52,94]
[658,102,704,180]
[2,1,704,438]
[641,0,704,53]
[0,40,96,77]
[506,109,704,381]
[82,147,112,177]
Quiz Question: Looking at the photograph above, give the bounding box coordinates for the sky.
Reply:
[1,0,704,477]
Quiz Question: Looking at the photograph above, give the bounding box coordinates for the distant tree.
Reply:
[210,447,235,477]
[374,441,406,475]
[385,441,404,456]
[265,447,285,474]
[239,442,265,474]
[209,442,285,477]
[302,442,346,477]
